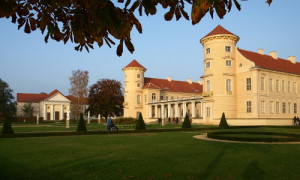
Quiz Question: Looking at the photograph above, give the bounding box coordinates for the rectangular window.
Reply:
[166,96,168,101]
[206,48,210,54]
[282,80,285,92]
[137,83,140,87]
[276,79,279,92]
[226,60,232,67]
[206,62,210,68]
[137,95,141,104]
[144,95,147,103]
[282,102,286,113]
[137,74,140,78]
[288,102,291,113]
[294,103,297,114]
[293,82,297,93]
[270,101,274,113]
[269,78,273,91]
[206,107,210,117]
[261,101,265,113]
[246,78,251,90]
[261,77,265,90]
[276,102,279,113]
[160,96,164,100]
[225,46,231,52]
[246,101,252,113]
[288,81,291,93]
[226,79,231,91]
[151,93,156,101]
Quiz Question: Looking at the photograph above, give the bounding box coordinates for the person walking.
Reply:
[106,116,112,131]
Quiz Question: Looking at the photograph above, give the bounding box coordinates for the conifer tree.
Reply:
[76,113,87,132]
[1,118,14,134]
[182,113,191,128]
[135,113,146,130]
[219,112,229,128]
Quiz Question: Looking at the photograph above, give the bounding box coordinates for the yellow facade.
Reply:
[123,26,299,125]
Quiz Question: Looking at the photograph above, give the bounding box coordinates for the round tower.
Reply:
[122,60,147,118]
[200,25,239,124]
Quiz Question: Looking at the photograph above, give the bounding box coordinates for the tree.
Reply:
[135,112,146,130]
[219,112,229,128]
[0,78,16,122]
[69,70,89,120]
[0,78,15,134]
[76,113,87,132]
[182,113,191,128]
[0,0,272,56]
[88,79,123,120]
[22,103,34,117]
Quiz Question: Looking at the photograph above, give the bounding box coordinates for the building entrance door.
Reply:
[47,113,51,120]
[55,111,59,120]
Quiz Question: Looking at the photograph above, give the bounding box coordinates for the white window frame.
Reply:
[293,82,297,93]
[206,48,210,54]
[246,78,251,90]
[269,78,273,91]
[137,74,140,78]
[246,101,252,113]
[261,77,265,91]
[206,62,211,68]
[261,101,265,113]
[206,107,210,117]
[151,93,156,101]
[226,79,231,92]
[226,60,232,67]
[137,95,141,104]
[294,103,297,114]
[282,102,286,113]
[276,102,279,113]
[206,80,211,91]
[276,79,279,92]
[270,101,274,113]
[225,46,231,52]
[288,81,291,93]
[282,80,285,92]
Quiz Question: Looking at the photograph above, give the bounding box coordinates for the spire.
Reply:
[203,25,237,38]
[123,60,147,71]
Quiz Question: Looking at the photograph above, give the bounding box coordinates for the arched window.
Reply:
[206,80,211,91]
[137,95,141,104]
[226,79,231,91]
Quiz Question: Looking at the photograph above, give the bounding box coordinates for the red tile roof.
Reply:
[17,89,70,103]
[143,78,203,94]
[203,25,237,38]
[238,49,300,75]
[123,60,146,70]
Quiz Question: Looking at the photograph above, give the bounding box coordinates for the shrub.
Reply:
[182,113,191,128]
[1,118,14,134]
[76,113,87,132]
[135,113,146,130]
[113,117,136,125]
[219,112,229,128]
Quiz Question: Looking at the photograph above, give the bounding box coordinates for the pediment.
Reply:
[45,93,70,102]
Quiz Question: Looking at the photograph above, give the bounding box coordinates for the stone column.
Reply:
[175,103,179,118]
[183,102,187,117]
[66,110,70,128]
[61,105,64,120]
[201,102,203,118]
[87,111,90,124]
[148,105,152,118]
[51,104,55,120]
[36,114,39,125]
[44,104,47,120]
[167,103,171,119]
[161,104,165,126]
[192,101,196,118]
[98,114,101,123]
[154,105,157,118]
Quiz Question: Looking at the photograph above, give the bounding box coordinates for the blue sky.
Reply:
[1,1,300,98]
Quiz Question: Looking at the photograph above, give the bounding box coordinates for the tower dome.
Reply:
[200,25,239,45]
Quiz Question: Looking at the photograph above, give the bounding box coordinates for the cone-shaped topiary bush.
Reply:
[135,113,146,130]
[181,113,191,128]
[1,118,14,134]
[76,113,87,132]
[219,112,229,128]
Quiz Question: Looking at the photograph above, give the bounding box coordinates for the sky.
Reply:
[1,1,300,99]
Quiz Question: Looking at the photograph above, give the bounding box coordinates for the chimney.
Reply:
[198,80,203,85]
[187,79,193,84]
[269,51,278,59]
[288,56,296,64]
[167,76,172,82]
[258,49,264,55]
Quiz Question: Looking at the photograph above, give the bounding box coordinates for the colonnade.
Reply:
[43,104,70,120]
[148,100,203,119]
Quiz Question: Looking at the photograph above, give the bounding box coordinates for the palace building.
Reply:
[123,25,299,125]
[16,89,81,120]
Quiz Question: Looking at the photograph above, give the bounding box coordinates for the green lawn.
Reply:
[1,126,300,179]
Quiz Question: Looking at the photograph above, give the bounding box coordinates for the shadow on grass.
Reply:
[242,160,265,180]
